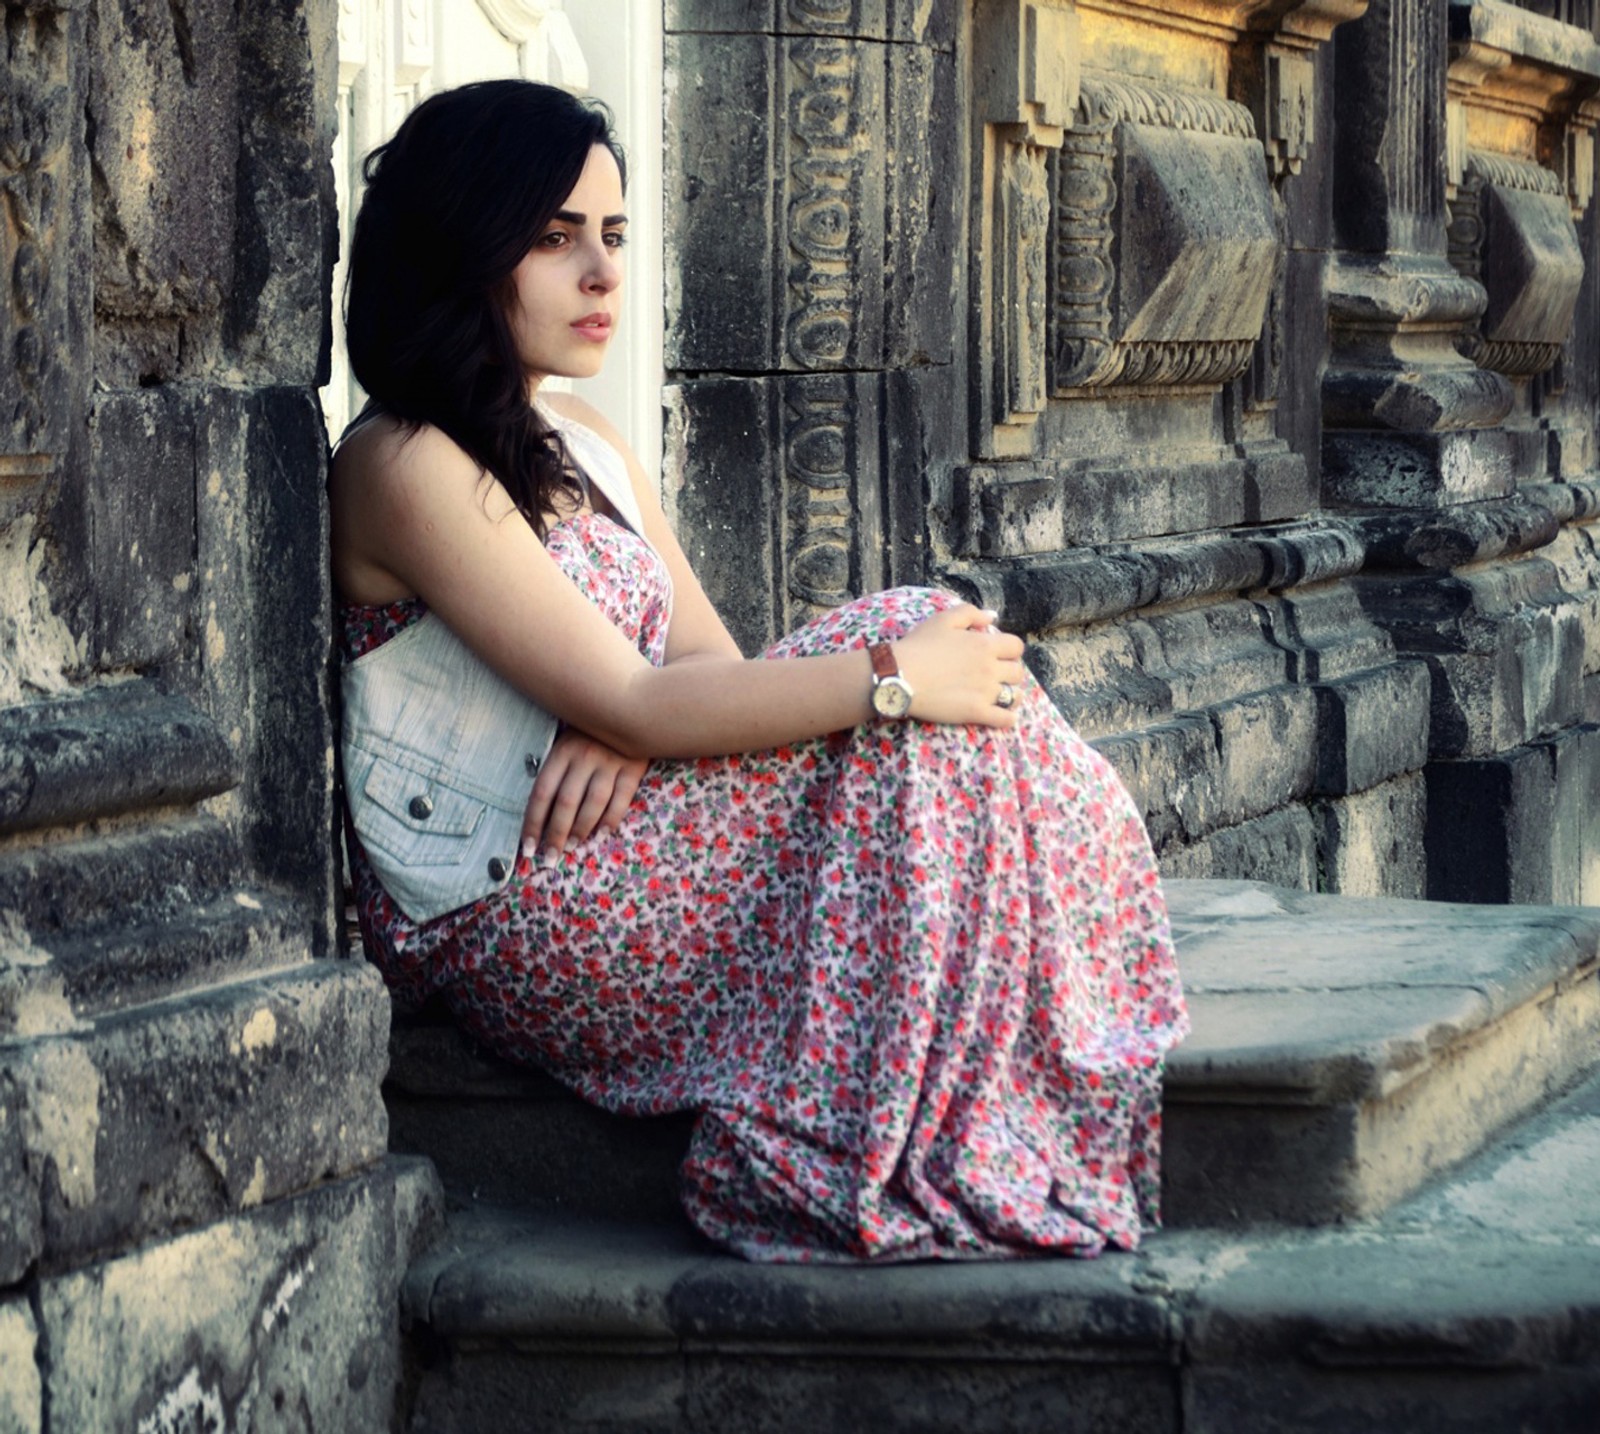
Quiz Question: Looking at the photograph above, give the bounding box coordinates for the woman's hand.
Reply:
[521,728,649,863]
[892,604,1030,729]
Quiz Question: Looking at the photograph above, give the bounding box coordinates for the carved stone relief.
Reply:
[971,0,1358,462]
[783,375,860,619]
[971,0,1077,457]
[1053,75,1280,394]
[786,37,874,371]
[1,3,75,489]
[1447,149,1586,377]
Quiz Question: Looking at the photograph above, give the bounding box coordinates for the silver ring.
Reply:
[996,682,1016,710]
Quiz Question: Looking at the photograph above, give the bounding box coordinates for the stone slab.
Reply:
[0,1296,40,1434]
[1163,879,1600,1223]
[0,956,390,1278]
[1311,772,1427,899]
[39,1154,441,1434]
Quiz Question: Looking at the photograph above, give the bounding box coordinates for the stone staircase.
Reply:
[384,880,1600,1432]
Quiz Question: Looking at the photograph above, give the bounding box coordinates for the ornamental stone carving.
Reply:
[1053,76,1280,393]
[1,2,76,485]
[1447,149,1585,377]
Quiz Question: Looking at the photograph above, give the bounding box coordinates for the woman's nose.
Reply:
[584,246,622,293]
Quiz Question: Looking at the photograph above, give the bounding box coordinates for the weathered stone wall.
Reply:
[0,1,437,1428]
[666,0,1600,906]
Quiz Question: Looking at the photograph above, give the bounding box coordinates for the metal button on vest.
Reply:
[525,753,540,776]
[487,857,509,882]
[408,794,434,821]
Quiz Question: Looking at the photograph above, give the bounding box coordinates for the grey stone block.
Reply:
[86,388,200,670]
[1156,807,1318,890]
[1186,1240,1600,1433]
[1209,688,1318,822]
[0,682,236,837]
[1353,558,1588,758]
[0,1297,39,1434]
[1311,772,1427,899]
[226,0,340,385]
[1310,660,1430,795]
[1096,716,1222,853]
[234,387,338,920]
[1425,742,1561,903]
[38,1155,441,1434]
[2,958,390,1276]
[86,0,241,386]
[1322,427,1518,508]
[0,816,236,948]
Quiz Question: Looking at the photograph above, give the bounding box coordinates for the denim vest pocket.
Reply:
[356,749,487,868]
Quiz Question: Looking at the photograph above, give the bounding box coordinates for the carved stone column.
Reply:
[1323,0,1516,506]
[970,0,1077,460]
[664,1,957,650]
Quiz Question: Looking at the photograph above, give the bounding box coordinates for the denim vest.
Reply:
[341,404,650,923]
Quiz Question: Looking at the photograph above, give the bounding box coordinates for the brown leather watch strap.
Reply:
[868,642,898,679]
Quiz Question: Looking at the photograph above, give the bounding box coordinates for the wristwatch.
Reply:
[868,642,914,720]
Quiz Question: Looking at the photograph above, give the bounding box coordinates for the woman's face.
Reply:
[508,143,627,391]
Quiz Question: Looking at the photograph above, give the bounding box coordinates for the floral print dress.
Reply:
[343,509,1188,1263]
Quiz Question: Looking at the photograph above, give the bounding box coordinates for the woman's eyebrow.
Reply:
[551,209,628,225]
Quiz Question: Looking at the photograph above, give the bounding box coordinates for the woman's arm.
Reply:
[330,416,1026,762]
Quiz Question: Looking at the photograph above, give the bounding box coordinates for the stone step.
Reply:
[397,1066,1600,1433]
[383,879,1600,1229]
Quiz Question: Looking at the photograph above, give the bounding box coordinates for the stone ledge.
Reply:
[1348,481,1600,572]
[0,681,238,837]
[0,957,392,1283]
[0,816,240,937]
[4,888,309,1027]
[945,518,1365,632]
[1165,880,1600,1224]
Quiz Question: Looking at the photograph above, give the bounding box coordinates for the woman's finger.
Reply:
[521,746,572,845]
[541,775,592,855]
[600,761,646,832]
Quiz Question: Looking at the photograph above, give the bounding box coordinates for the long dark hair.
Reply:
[344,81,625,536]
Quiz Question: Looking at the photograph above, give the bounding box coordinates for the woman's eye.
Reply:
[604,231,628,250]
[536,231,569,249]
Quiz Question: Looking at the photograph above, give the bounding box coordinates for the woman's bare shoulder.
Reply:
[332,415,476,497]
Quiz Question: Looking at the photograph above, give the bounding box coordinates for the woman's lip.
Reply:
[571,316,612,340]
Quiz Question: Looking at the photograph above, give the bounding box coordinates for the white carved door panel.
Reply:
[325,1,663,484]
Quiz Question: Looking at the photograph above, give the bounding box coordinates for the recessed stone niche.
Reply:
[965,0,1355,551]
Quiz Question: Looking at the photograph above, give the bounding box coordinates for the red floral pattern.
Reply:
[343,511,1187,1263]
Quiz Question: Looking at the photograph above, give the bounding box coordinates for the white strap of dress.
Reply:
[536,400,649,543]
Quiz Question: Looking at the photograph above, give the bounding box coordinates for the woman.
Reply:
[330,80,1186,1263]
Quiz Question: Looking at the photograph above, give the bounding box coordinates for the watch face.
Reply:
[873,675,913,719]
